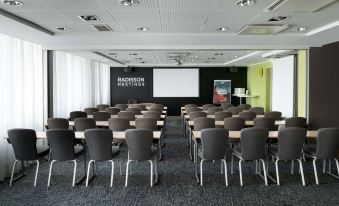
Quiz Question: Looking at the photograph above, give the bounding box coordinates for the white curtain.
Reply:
[0,33,44,180]
[53,51,110,118]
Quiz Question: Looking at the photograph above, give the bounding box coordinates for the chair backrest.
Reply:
[227,107,243,115]
[148,107,163,113]
[221,103,234,110]
[208,107,223,115]
[130,104,146,111]
[202,104,215,111]
[285,117,307,128]
[189,111,207,120]
[186,107,202,114]
[84,107,99,115]
[143,111,161,120]
[125,129,153,161]
[84,129,113,161]
[239,111,257,121]
[201,128,228,160]
[115,104,128,111]
[193,117,215,131]
[46,129,76,161]
[254,117,276,131]
[214,111,232,121]
[47,118,69,129]
[264,111,282,120]
[8,129,38,160]
[277,128,307,160]
[185,104,198,110]
[249,107,264,115]
[105,107,120,115]
[74,118,96,131]
[69,111,87,121]
[93,111,111,121]
[240,128,269,160]
[315,128,339,159]
[117,111,136,121]
[108,118,130,131]
[238,104,251,110]
[126,107,142,115]
[151,104,164,110]
[135,118,158,131]
[96,104,110,111]
[224,117,245,131]
[128,98,138,104]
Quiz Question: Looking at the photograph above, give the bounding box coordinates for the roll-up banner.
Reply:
[213,80,231,104]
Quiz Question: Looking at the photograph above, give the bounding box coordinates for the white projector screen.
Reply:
[153,68,199,97]
[272,55,295,118]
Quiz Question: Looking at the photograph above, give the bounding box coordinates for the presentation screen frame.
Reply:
[213,80,231,104]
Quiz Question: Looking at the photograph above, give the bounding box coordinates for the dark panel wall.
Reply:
[309,41,339,129]
[111,67,247,115]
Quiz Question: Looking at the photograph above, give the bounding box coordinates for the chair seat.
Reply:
[233,145,242,159]
[37,146,50,158]
[303,145,317,158]
[74,146,85,158]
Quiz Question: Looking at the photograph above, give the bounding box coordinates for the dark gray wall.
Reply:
[110,67,247,115]
[309,41,339,129]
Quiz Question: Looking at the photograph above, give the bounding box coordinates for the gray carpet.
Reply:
[1,116,339,206]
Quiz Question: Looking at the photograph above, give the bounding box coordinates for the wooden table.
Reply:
[69,121,164,127]
[187,120,285,127]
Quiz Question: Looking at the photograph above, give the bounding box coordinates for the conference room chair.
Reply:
[8,129,50,186]
[69,111,87,121]
[224,117,246,151]
[93,111,111,121]
[270,128,307,186]
[46,129,85,187]
[193,117,215,161]
[84,107,99,115]
[239,111,257,121]
[249,107,264,115]
[186,107,202,114]
[189,111,207,120]
[143,111,161,120]
[108,118,130,131]
[232,128,269,186]
[130,104,146,111]
[285,117,307,128]
[151,104,165,110]
[186,111,208,152]
[148,107,163,113]
[208,107,223,115]
[105,107,120,115]
[74,118,96,131]
[303,128,339,185]
[254,117,277,131]
[84,129,120,187]
[227,107,243,115]
[135,118,158,131]
[238,104,251,110]
[264,111,282,120]
[202,104,215,111]
[185,104,198,110]
[198,128,229,186]
[96,104,110,111]
[126,107,142,115]
[128,98,138,104]
[125,129,158,186]
[117,111,136,121]
[215,111,232,121]
[221,103,234,110]
[47,118,69,129]
[115,104,128,111]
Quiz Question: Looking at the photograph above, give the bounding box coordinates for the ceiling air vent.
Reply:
[91,25,112,32]
[238,24,290,35]
[264,0,287,12]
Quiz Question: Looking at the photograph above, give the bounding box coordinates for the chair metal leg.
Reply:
[34,160,40,186]
[125,160,131,186]
[298,159,306,186]
[47,160,57,187]
[239,159,243,186]
[72,160,77,187]
[275,159,280,185]
[119,158,122,175]
[222,159,228,186]
[335,158,339,176]
[313,159,319,185]
[231,155,234,175]
[110,160,114,187]
[149,160,154,187]
[200,159,205,186]
[291,160,294,174]
[323,159,326,174]
[86,160,94,187]
[9,160,19,186]
[154,156,158,183]
[260,159,268,186]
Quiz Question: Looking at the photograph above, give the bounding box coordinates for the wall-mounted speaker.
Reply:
[123,67,134,73]
[229,67,238,73]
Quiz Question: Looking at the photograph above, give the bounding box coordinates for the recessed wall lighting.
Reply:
[214,53,224,56]
[268,16,288,22]
[215,27,228,32]
[236,0,256,7]
[293,27,307,32]
[136,27,150,31]
[56,27,70,31]
[2,0,23,6]
[120,0,139,6]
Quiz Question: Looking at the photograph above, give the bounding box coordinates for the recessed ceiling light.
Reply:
[141,61,146,64]
[79,15,99,21]
[120,0,139,6]
[2,0,23,6]
[234,55,239,58]
[268,16,288,22]
[135,57,142,60]
[236,0,256,7]
[208,57,216,60]
[136,27,150,31]
[293,27,307,32]
[56,27,70,31]
[155,55,159,58]
[129,53,138,56]
[214,53,224,56]
[215,27,228,32]
[194,56,198,58]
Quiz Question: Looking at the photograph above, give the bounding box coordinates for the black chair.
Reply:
[254,117,277,131]
[117,111,135,121]
[221,103,234,110]
[84,107,99,115]
[224,117,245,131]
[264,111,282,120]
[148,107,163,113]
[239,111,257,121]
[125,129,158,186]
[105,107,120,115]
[285,117,307,128]
[96,104,110,111]
[189,111,207,120]
[69,111,87,121]
[93,111,111,121]
[47,118,69,129]
[108,118,130,131]
[186,107,202,114]
[198,128,229,186]
[143,111,161,120]
[115,104,128,111]
[135,118,158,131]
[128,98,138,104]
[185,104,198,110]
[74,118,96,131]
[202,104,215,111]
[270,128,307,186]
[208,107,223,115]
[130,104,146,111]
[228,107,243,115]
[194,117,215,131]
[84,129,120,187]
[232,128,269,186]
[249,107,264,115]
[46,129,85,187]
[214,111,232,121]
[151,104,164,110]
[126,107,142,115]
[303,128,339,185]
[8,129,50,186]
[238,104,251,110]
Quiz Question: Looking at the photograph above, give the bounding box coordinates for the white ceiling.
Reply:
[0,0,338,66]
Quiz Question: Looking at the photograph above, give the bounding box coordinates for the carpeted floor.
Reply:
[0,116,339,205]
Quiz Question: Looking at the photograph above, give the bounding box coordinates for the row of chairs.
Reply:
[83,103,165,115]
[186,105,267,116]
